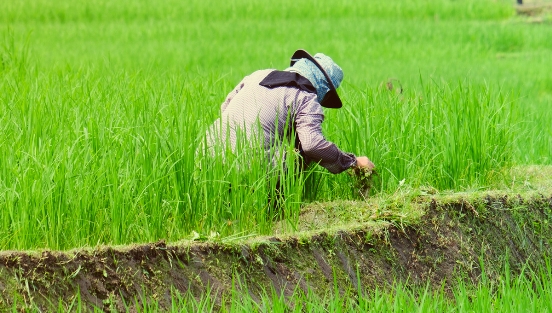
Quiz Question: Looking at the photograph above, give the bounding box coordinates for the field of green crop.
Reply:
[1,0,551,251]
[2,0,552,310]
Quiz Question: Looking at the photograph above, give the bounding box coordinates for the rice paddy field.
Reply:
[1,0,552,311]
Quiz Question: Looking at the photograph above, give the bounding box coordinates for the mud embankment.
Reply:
[1,192,551,311]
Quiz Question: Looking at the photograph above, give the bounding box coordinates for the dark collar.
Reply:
[259,70,316,94]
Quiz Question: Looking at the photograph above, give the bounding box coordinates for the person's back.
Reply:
[205,50,375,175]
[206,69,322,165]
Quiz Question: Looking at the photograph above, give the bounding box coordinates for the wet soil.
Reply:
[1,190,551,311]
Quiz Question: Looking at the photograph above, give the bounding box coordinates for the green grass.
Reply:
[0,0,551,250]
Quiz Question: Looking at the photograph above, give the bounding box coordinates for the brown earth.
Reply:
[1,188,551,311]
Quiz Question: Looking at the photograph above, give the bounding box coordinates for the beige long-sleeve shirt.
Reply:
[206,69,356,174]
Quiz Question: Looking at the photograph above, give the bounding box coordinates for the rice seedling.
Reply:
[0,0,550,251]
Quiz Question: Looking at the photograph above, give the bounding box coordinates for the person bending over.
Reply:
[205,49,374,184]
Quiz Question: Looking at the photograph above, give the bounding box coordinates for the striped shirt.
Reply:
[206,69,356,174]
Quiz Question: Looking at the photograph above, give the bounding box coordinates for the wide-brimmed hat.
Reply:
[290,49,343,109]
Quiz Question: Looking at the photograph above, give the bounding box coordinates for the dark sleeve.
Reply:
[294,95,356,174]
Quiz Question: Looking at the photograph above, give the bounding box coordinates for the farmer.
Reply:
[205,49,374,176]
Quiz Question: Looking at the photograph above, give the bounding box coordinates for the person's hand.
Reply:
[355,156,375,171]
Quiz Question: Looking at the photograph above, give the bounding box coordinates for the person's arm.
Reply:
[294,94,374,173]
[294,96,358,174]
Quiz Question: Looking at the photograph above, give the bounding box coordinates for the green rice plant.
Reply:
[314,80,515,197]
[0,0,551,250]
[0,38,529,250]
[0,54,304,249]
